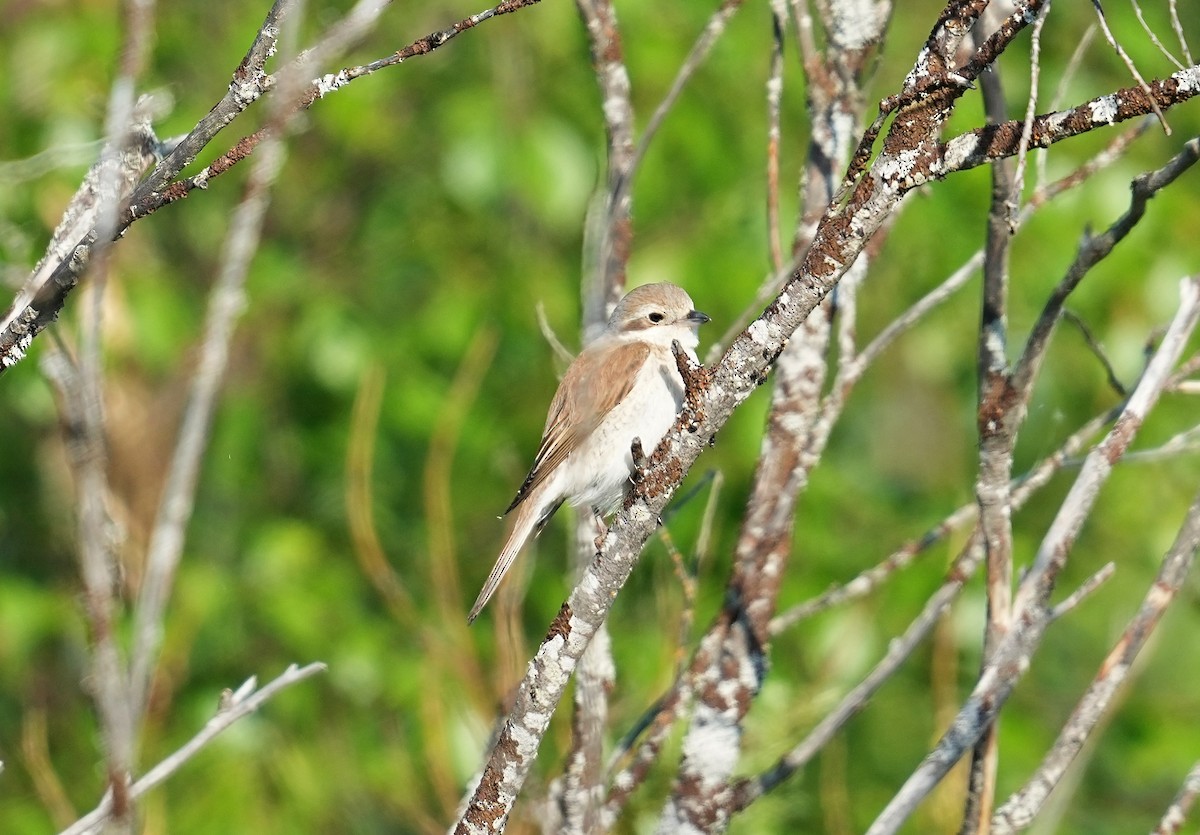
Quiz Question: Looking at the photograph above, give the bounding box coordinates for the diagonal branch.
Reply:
[59,663,327,835]
[865,276,1200,835]
[991,487,1200,833]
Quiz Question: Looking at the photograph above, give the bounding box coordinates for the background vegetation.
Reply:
[0,0,1197,833]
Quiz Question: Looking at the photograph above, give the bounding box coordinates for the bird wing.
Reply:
[504,338,650,515]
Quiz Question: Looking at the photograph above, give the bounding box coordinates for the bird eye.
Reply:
[648,312,665,323]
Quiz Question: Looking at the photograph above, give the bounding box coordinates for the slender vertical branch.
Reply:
[961,6,1022,827]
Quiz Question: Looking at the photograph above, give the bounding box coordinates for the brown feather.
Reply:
[504,339,651,514]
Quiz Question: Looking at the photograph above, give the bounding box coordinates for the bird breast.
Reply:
[565,346,686,512]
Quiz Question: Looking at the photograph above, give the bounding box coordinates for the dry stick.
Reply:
[728,407,1120,811]
[601,681,693,831]
[936,65,1200,176]
[1047,560,1115,620]
[1036,23,1095,190]
[785,120,1137,631]
[1005,0,1048,228]
[41,343,134,820]
[558,517,615,835]
[991,488,1200,834]
[0,112,161,366]
[80,2,162,820]
[621,0,748,201]
[1120,424,1200,462]
[1167,0,1193,66]
[1062,310,1128,397]
[1167,350,1200,390]
[0,0,537,373]
[1130,0,1186,70]
[575,0,636,323]
[124,0,400,725]
[59,663,327,835]
[880,134,1200,834]
[752,118,1144,812]
[772,403,1115,637]
[42,0,163,809]
[1090,0,1170,133]
[766,0,788,274]
[658,0,889,827]
[961,3,1027,824]
[573,0,750,824]
[0,0,291,365]
[1152,760,1200,835]
[865,277,1200,835]
[1013,137,1200,399]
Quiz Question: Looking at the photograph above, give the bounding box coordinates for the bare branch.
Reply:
[1014,135,1200,403]
[1090,0,1170,132]
[1152,760,1200,835]
[1047,560,1115,621]
[992,490,1200,833]
[60,663,327,835]
[940,67,1199,175]
[866,277,1200,835]
[0,0,543,373]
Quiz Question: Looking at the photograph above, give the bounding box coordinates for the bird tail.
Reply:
[468,500,545,623]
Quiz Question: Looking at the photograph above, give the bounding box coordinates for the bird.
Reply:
[468,282,710,623]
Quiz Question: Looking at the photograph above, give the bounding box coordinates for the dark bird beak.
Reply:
[688,310,711,325]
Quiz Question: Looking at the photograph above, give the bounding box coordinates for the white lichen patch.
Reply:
[1176,65,1200,92]
[1046,109,1070,132]
[1,333,31,367]
[680,706,741,778]
[831,0,886,50]
[877,147,921,186]
[315,70,350,98]
[747,319,771,346]
[1088,95,1118,124]
[941,133,985,174]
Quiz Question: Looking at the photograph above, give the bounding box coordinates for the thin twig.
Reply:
[1167,0,1193,65]
[1007,0,1049,229]
[1130,0,1185,70]
[766,0,788,274]
[1048,561,1115,620]
[1038,24,1096,188]
[1152,760,1200,835]
[623,0,748,202]
[735,534,987,810]
[59,663,327,835]
[1013,138,1200,400]
[1089,0,1169,133]
[1062,309,1128,397]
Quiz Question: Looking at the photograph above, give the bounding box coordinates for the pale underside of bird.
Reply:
[467,282,710,623]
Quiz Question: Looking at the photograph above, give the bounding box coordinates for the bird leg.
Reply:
[591,507,609,552]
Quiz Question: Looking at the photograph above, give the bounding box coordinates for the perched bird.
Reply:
[468,282,710,623]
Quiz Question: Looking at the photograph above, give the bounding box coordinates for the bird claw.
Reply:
[592,512,609,551]
[630,436,648,470]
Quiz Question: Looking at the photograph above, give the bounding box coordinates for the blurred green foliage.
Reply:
[1,1,1199,833]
